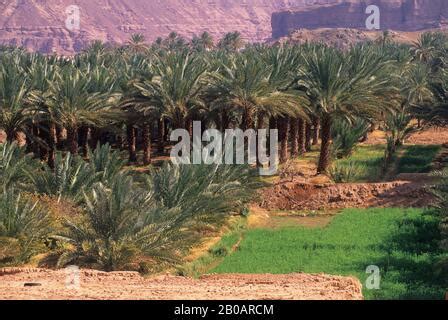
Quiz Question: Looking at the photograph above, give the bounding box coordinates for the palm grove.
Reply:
[1,30,448,271]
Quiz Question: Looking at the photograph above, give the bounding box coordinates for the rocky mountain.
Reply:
[274,28,425,50]
[1,0,447,55]
[0,0,306,55]
[272,0,448,38]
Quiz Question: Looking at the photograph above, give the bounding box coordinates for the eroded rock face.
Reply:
[272,0,448,38]
[2,0,446,55]
[0,0,306,55]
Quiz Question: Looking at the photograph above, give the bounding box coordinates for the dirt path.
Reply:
[248,205,334,229]
[0,268,363,300]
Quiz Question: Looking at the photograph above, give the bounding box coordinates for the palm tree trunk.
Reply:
[164,120,170,141]
[305,122,312,152]
[48,122,57,169]
[256,113,266,167]
[221,109,230,131]
[158,119,165,154]
[312,117,320,146]
[67,125,79,155]
[5,129,19,143]
[241,107,254,131]
[142,125,151,165]
[90,128,100,149]
[186,118,193,136]
[79,126,89,158]
[298,118,306,154]
[290,118,299,158]
[25,125,33,153]
[56,126,64,149]
[116,134,124,149]
[100,130,109,146]
[317,115,332,174]
[126,124,137,163]
[268,117,277,156]
[278,116,290,163]
[32,123,40,156]
[38,123,49,161]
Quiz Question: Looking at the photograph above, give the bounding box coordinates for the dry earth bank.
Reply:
[0,268,363,300]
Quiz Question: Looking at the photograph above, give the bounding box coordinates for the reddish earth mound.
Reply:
[260,181,435,211]
[0,268,363,300]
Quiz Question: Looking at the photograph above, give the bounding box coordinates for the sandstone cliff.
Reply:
[272,0,448,38]
[1,0,447,55]
[0,0,305,55]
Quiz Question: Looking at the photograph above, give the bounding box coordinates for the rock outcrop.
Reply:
[1,0,448,55]
[272,0,448,38]
[0,0,306,55]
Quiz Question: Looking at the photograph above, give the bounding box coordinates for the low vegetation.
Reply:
[212,208,447,300]
[397,145,441,174]
[332,145,386,182]
[0,142,259,271]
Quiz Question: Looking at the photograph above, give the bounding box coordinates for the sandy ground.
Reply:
[0,268,363,300]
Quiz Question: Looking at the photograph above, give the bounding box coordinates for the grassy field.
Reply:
[211,208,446,300]
[333,145,386,182]
[397,145,441,174]
[333,144,442,183]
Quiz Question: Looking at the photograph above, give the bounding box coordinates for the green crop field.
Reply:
[212,208,447,300]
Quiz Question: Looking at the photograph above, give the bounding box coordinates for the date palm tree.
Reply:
[0,56,31,143]
[191,32,215,52]
[218,32,244,52]
[127,33,148,54]
[45,65,121,156]
[412,31,448,69]
[298,44,397,173]
[134,50,209,131]
[27,54,59,166]
[210,49,308,163]
[117,53,155,164]
[211,51,306,129]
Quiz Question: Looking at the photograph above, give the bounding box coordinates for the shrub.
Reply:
[28,145,127,204]
[331,118,369,159]
[148,162,259,217]
[0,189,51,265]
[87,143,127,184]
[54,163,259,272]
[385,111,418,147]
[329,161,363,183]
[0,142,36,191]
[28,152,97,203]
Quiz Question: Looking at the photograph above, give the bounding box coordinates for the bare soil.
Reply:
[260,181,435,211]
[407,127,448,145]
[259,127,448,212]
[248,205,334,229]
[0,268,363,300]
[363,126,448,146]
